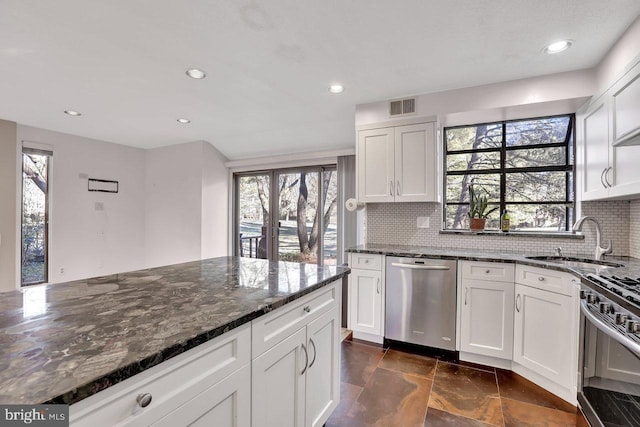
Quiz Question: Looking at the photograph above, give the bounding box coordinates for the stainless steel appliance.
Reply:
[579,273,640,426]
[385,257,457,350]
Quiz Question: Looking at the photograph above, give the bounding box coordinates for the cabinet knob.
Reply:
[538,276,545,282]
[303,305,311,313]
[485,269,490,274]
[364,259,369,263]
[136,393,152,408]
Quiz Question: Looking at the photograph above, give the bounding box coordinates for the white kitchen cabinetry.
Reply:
[348,253,384,344]
[252,281,341,427]
[70,323,252,427]
[579,58,640,201]
[512,265,580,405]
[458,261,515,365]
[357,120,438,203]
[612,61,640,147]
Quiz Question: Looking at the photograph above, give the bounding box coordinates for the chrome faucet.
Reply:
[572,216,613,261]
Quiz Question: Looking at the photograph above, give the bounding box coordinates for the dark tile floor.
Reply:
[327,340,586,427]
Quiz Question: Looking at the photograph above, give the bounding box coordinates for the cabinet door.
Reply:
[152,365,250,427]
[580,97,611,200]
[513,284,574,389]
[612,61,640,146]
[394,122,438,202]
[460,279,514,359]
[252,328,306,427]
[357,128,395,203]
[305,307,340,427]
[349,269,383,336]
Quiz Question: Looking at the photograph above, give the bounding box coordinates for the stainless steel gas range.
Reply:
[579,273,640,427]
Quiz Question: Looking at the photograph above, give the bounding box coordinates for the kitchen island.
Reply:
[0,256,349,426]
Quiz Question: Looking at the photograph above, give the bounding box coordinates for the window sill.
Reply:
[439,229,585,239]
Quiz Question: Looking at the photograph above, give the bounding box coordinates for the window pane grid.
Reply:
[443,114,574,232]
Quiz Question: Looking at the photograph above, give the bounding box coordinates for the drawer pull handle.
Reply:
[136,393,152,408]
[485,269,490,274]
[308,338,317,368]
[301,344,309,375]
[303,305,311,313]
[538,276,545,282]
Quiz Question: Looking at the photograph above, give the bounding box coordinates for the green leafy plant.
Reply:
[468,184,499,219]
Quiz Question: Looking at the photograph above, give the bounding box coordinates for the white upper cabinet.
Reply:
[358,120,438,203]
[612,61,640,147]
[579,57,640,201]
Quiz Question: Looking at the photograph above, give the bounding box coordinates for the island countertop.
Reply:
[0,256,350,405]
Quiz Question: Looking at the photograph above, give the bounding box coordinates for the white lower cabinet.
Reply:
[152,365,250,427]
[460,278,514,360]
[348,253,384,344]
[512,265,580,405]
[70,324,252,427]
[251,281,341,427]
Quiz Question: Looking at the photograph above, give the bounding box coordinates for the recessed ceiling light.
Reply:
[543,40,573,54]
[64,110,82,116]
[177,118,191,124]
[328,84,344,94]
[186,68,206,79]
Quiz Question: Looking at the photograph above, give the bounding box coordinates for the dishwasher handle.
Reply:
[390,262,450,271]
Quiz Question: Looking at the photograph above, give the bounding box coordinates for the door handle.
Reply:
[300,343,309,375]
[605,166,613,187]
[396,180,401,196]
[515,294,521,312]
[390,263,450,270]
[581,301,640,355]
[308,338,317,368]
[600,168,607,189]
[377,277,380,294]
[464,287,468,305]
[389,180,394,196]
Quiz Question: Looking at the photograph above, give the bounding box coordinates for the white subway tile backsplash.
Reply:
[366,201,633,257]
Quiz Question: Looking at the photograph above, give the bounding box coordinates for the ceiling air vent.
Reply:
[389,98,416,116]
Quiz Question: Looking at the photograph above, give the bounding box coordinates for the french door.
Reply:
[235,166,337,266]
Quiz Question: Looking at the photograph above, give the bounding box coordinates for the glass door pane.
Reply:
[22,151,49,285]
[277,171,319,264]
[237,174,270,259]
[322,169,338,266]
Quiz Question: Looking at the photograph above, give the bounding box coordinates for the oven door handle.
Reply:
[390,263,450,270]
[581,301,640,356]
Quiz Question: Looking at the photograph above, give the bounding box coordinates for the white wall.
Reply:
[0,120,18,292]
[356,69,597,126]
[145,141,228,268]
[201,141,229,259]
[17,125,147,283]
[596,16,640,90]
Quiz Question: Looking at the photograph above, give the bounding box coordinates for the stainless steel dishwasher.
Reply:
[385,256,457,350]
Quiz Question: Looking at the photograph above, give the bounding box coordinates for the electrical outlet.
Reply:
[59,267,64,275]
[417,217,430,228]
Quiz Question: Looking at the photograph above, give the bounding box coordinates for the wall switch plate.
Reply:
[417,217,430,228]
[95,202,104,211]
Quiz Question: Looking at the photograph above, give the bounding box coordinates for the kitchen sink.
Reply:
[524,255,623,270]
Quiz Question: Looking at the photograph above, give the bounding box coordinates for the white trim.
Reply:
[224,148,354,171]
[22,140,54,153]
[356,115,438,131]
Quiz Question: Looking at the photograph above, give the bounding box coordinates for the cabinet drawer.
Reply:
[252,281,339,358]
[460,261,515,283]
[70,323,251,427]
[349,253,383,270]
[516,265,579,297]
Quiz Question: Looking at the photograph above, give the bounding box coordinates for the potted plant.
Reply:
[468,184,498,231]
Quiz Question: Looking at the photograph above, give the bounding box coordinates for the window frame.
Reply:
[442,114,576,232]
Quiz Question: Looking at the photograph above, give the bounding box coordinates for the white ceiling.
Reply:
[1,1,639,160]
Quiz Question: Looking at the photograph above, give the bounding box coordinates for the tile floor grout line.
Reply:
[494,367,507,427]
[423,358,439,424]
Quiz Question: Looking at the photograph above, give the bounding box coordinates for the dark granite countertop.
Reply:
[0,257,349,405]
[347,243,640,278]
